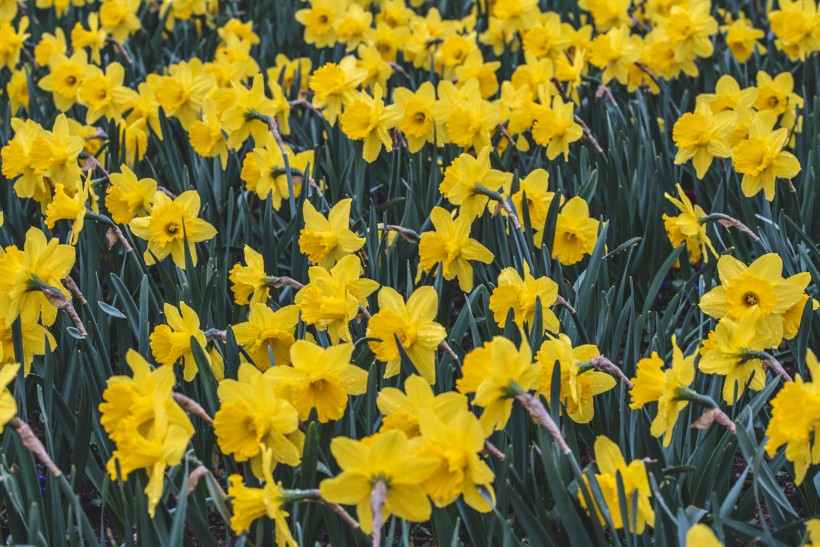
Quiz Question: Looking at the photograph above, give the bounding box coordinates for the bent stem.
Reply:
[515,391,572,455]
[474,185,522,230]
[701,213,759,242]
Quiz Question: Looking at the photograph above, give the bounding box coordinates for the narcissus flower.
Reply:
[229,245,272,306]
[309,56,368,124]
[268,341,368,422]
[232,304,300,370]
[105,165,156,224]
[685,524,724,546]
[629,336,696,446]
[39,50,87,112]
[30,113,85,189]
[299,198,365,268]
[393,82,438,152]
[754,71,803,116]
[0,363,19,432]
[418,207,494,292]
[579,436,654,533]
[439,147,509,220]
[731,119,801,201]
[551,197,599,265]
[295,255,379,343]
[433,79,500,151]
[129,190,217,269]
[696,75,757,114]
[150,301,210,382]
[489,263,560,333]
[213,363,302,477]
[662,183,717,263]
[535,334,615,424]
[44,175,93,246]
[457,337,540,434]
[0,17,28,69]
[377,375,467,438]
[531,96,583,161]
[699,253,805,344]
[189,99,230,168]
[241,136,310,211]
[721,13,766,63]
[226,448,297,545]
[295,0,339,48]
[661,0,718,61]
[416,408,496,511]
[699,309,779,404]
[221,74,277,149]
[765,349,820,485]
[769,0,819,61]
[672,104,734,179]
[101,350,194,517]
[511,168,559,233]
[0,227,75,328]
[77,62,129,124]
[588,25,641,85]
[319,429,438,534]
[153,60,216,130]
[367,286,447,383]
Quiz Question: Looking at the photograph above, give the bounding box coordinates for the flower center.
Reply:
[743,292,759,306]
[165,222,179,236]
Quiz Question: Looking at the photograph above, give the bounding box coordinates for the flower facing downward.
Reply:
[367,286,447,383]
[629,336,696,446]
[662,183,716,263]
[268,341,368,423]
[438,146,509,220]
[376,375,468,438]
[129,190,217,269]
[229,245,271,306]
[226,448,297,545]
[672,104,734,179]
[551,197,599,265]
[489,262,560,333]
[149,301,211,381]
[319,430,438,534]
[579,436,654,533]
[765,350,820,484]
[457,337,540,434]
[213,363,302,477]
[105,164,156,224]
[418,207,494,292]
[232,304,300,370]
[299,198,365,268]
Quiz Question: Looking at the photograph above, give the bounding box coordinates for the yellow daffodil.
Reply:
[150,301,210,381]
[299,198,365,268]
[229,245,272,306]
[699,253,806,344]
[393,82,438,152]
[536,334,615,423]
[0,227,75,328]
[295,255,379,343]
[662,183,717,263]
[268,341,368,422]
[376,374,467,438]
[731,119,801,201]
[226,448,297,545]
[672,103,734,179]
[439,147,509,220]
[319,429,438,534]
[532,96,583,161]
[418,207,494,292]
[765,349,820,484]
[489,262,560,332]
[129,190,217,269]
[213,363,302,477]
[580,435,654,533]
[309,56,368,124]
[232,304,300,370]
[105,164,157,224]
[699,309,779,404]
[629,336,696,446]
[457,337,540,434]
[416,407,496,511]
[551,196,599,265]
[101,350,194,517]
[367,286,447,383]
